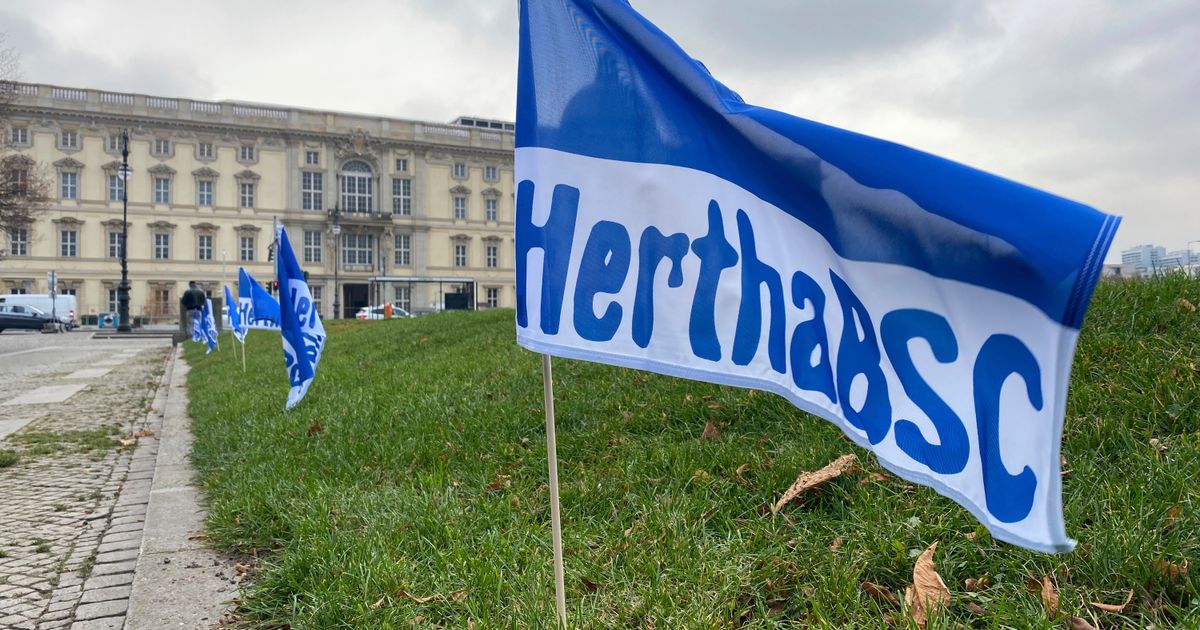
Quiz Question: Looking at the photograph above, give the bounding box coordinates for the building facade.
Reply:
[1120,244,1198,278]
[1,83,515,321]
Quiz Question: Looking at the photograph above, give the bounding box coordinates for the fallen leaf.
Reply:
[1153,558,1189,581]
[1040,576,1060,617]
[133,429,155,438]
[701,420,721,440]
[1164,505,1183,530]
[861,581,899,606]
[449,590,467,603]
[858,471,891,485]
[1150,438,1167,452]
[772,454,857,513]
[829,536,843,552]
[734,463,750,483]
[964,577,990,592]
[233,562,250,575]
[706,402,721,410]
[1177,297,1196,313]
[397,589,439,604]
[307,422,324,436]
[468,621,476,630]
[1089,589,1133,613]
[1069,616,1098,630]
[962,531,977,540]
[581,577,600,593]
[904,542,949,628]
[966,602,992,616]
[369,596,386,609]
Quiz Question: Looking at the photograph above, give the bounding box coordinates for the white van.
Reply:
[0,294,77,328]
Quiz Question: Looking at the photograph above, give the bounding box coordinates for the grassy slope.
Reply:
[186,276,1199,628]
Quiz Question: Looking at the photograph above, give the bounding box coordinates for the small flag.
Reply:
[515,0,1120,553]
[238,267,281,331]
[225,285,245,343]
[191,309,203,343]
[275,226,326,409]
[201,298,218,354]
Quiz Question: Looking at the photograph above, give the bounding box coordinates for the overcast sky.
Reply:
[2,0,1196,260]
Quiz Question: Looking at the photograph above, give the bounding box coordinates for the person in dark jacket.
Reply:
[181,281,207,335]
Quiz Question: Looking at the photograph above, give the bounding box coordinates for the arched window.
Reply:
[340,160,374,213]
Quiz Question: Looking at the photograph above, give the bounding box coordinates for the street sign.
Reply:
[117,164,133,181]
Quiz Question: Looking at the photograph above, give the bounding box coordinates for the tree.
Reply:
[0,34,51,254]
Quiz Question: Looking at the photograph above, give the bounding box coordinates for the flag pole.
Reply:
[542,354,567,627]
[241,331,247,371]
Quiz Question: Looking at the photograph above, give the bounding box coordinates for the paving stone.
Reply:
[73,597,128,620]
[89,560,137,578]
[79,583,132,604]
[95,538,141,554]
[69,615,125,630]
[93,548,139,564]
[83,572,134,591]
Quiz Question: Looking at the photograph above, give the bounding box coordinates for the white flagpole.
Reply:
[241,331,247,371]
[542,354,567,627]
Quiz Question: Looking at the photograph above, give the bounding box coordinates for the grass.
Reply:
[11,427,121,457]
[0,450,18,468]
[186,275,1199,628]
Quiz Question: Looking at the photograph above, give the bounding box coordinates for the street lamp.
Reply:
[329,204,341,319]
[116,130,132,332]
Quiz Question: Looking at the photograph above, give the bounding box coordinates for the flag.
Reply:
[201,298,218,354]
[275,226,326,409]
[191,309,203,343]
[225,285,245,343]
[516,0,1120,553]
[238,267,281,331]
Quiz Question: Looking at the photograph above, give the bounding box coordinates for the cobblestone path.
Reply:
[0,334,172,630]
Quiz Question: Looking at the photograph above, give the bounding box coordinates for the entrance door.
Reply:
[343,283,368,319]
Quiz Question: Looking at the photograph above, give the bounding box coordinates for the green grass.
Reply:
[186,276,1199,628]
[12,427,122,457]
[0,450,18,468]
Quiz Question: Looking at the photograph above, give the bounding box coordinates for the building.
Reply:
[1,83,515,321]
[1120,244,1198,278]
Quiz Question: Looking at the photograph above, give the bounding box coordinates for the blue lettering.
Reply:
[573,221,631,342]
[632,227,689,348]
[516,180,579,334]
[881,309,968,475]
[830,271,891,445]
[973,334,1040,523]
[732,210,786,373]
[296,296,312,329]
[688,201,738,361]
[788,270,837,403]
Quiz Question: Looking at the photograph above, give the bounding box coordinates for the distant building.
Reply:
[1120,244,1198,278]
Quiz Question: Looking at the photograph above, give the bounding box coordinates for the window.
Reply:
[341,233,374,266]
[107,135,123,152]
[197,142,215,159]
[340,160,373,213]
[107,288,119,313]
[484,166,498,181]
[60,288,77,297]
[153,233,170,260]
[10,126,28,145]
[60,230,78,257]
[240,235,255,261]
[108,231,122,259]
[485,198,497,222]
[301,172,323,210]
[152,288,172,316]
[486,287,499,308]
[153,139,171,156]
[197,234,213,261]
[392,178,411,215]
[10,288,28,295]
[305,150,320,165]
[197,180,213,206]
[394,285,411,311]
[454,243,467,267]
[11,169,27,196]
[394,233,411,266]
[108,175,125,201]
[303,230,322,263]
[311,286,323,316]
[485,243,498,268]
[239,144,256,161]
[239,182,255,209]
[60,172,78,200]
[395,158,408,172]
[154,177,171,204]
[452,162,467,178]
[8,228,28,257]
[60,130,79,149]
[453,196,467,220]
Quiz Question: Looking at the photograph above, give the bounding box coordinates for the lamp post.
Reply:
[1188,240,1200,276]
[116,130,132,332]
[329,204,341,319]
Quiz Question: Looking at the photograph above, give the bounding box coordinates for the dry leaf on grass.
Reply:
[1069,616,1099,630]
[133,429,155,438]
[772,454,857,513]
[903,542,949,628]
[966,602,992,617]
[1153,558,1189,581]
[858,471,891,485]
[233,562,250,575]
[118,437,137,447]
[1040,576,1060,617]
[306,422,325,436]
[964,577,990,592]
[701,420,721,440]
[369,596,386,609]
[1177,297,1196,313]
[1089,589,1133,613]
[397,589,439,604]
[829,536,843,552]
[1164,505,1183,530]
[734,463,750,484]
[861,581,899,606]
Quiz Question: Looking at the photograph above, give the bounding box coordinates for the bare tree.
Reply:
[0,34,51,253]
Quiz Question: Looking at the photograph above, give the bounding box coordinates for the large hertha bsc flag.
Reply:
[515,0,1119,552]
[276,226,326,410]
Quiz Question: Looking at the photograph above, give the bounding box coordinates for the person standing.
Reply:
[181,281,208,336]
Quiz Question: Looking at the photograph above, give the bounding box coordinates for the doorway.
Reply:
[343,283,368,318]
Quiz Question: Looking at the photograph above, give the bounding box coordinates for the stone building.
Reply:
[1,83,515,321]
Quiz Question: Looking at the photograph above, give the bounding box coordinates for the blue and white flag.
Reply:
[191,309,203,343]
[238,267,281,331]
[225,285,246,343]
[516,0,1120,553]
[276,226,326,409]
[201,298,219,354]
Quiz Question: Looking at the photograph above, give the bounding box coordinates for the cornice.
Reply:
[192,166,220,178]
[53,157,85,170]
[148,164,177,176]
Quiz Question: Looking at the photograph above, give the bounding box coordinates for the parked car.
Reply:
[0,304,56,333]
[355,303,413,320]
[0,294,77,328]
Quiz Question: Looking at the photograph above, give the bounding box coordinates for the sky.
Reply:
[2,0,1197,260]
